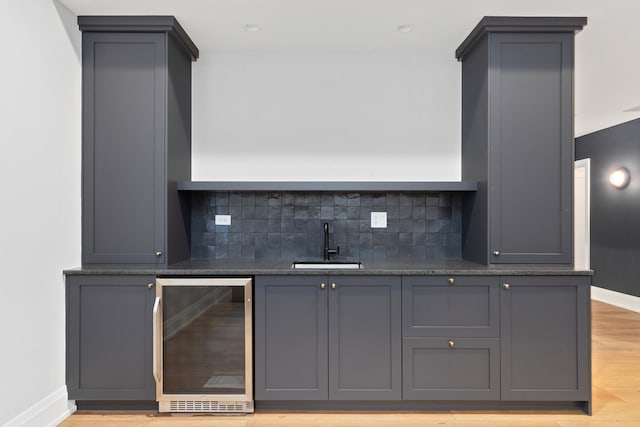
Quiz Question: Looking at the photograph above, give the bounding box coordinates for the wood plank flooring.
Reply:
[59,300,640,426]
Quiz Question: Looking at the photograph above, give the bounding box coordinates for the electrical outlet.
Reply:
[371,211,387,228]
[215,214,231,225]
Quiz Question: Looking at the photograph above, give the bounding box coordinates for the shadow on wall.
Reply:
[53,0,81,60]
[576,118,640,297]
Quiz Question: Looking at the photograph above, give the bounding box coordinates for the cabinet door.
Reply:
[66,275,156,400]
[488,33,574,264]
[82,32,166,264]
[255,276,328,400]
[328,276,401,400]
[500,276,591,401]
[403,338,500,400]
[403,276,499,337]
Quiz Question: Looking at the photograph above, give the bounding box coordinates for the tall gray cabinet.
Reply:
[79,16,198,266]
[67,16,198,404]
[458,17,586,265]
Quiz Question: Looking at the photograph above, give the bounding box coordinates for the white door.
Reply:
[574,159,590,269]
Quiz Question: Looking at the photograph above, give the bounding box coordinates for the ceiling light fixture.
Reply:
[244,24,260,32]
[397,25,414,33]
[610,167,631,189]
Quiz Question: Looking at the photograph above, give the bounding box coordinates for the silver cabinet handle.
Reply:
[320,283,326,289]
[503,283,510,290]
[448,277,455,285]
[147,283,154,289]
[493,250,500,256]
[155,251,163,257]
[331,283,336,289]
[448,340,455,348]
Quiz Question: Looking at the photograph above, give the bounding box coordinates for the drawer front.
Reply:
[403,337,500,400]
[402,276,499,337]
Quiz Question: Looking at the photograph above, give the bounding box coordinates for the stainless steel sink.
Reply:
[291,261,364,269]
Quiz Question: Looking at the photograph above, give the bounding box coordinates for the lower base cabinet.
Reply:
[66,274,156,400]
[254,275,402,400]
[65,272,591,409]
[255,274,591,408]
[500,275,591,401]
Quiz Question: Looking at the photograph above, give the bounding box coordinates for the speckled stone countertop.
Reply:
[64,258,593,276]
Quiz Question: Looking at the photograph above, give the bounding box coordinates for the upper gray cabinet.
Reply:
[457,17,586,265]
[79,16,198,265]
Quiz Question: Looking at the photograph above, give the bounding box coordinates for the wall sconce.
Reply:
[610,167,630,189]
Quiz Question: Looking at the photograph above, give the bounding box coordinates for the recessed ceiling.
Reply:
[57,0,640,135]
[57,0,593,52]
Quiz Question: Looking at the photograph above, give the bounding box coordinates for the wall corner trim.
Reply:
[592,286,640,313]
[2,386,77,427]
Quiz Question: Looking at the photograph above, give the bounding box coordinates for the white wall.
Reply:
[188,1,640,177]
[0,1,80,426]
[192,51,461,181]
[574,0,640,136]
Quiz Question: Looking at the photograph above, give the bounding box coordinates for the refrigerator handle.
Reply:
[152,296,161,391]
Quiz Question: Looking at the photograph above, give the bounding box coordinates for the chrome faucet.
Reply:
[323,223,339,261]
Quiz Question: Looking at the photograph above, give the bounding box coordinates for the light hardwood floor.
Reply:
[59,300,640,426]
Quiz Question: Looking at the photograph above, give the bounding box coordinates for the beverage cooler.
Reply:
[153,278,253,413]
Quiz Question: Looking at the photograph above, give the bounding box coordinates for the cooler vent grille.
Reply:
[165,400,252,413]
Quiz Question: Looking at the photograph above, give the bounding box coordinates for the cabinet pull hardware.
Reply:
[448,340,455,348]
[155,251,163,257]
[493,250,500,256]
[503,283,511,290]
[331,283,336,289]
[320,283,326,289]
[448,277,455,285]
[147,283,154,289]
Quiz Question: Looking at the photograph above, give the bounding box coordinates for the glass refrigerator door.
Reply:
[162,285,247,396]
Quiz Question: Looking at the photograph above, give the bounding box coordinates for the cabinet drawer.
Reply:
[402,276,499,337]
[403,337,500,400]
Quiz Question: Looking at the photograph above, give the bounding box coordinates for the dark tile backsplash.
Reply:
[190,191,462,260]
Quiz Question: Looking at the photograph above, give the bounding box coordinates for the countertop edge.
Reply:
[63,264,594,277]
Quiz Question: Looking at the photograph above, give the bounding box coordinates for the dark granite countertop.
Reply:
[64,258,593,276]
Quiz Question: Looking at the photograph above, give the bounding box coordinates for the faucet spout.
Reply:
[323,222,339,261]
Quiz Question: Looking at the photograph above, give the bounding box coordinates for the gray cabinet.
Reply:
[458,17,586,264]
[255,275,401,401]
[66,275,156,400]
[500,276,591,401]
[403,338,500,400]
[254,275,327,400]
[402,276,500,400]
[402,276,499,337]
[79,17,198,266]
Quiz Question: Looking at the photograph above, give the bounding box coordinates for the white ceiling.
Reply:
[57,0,640,135]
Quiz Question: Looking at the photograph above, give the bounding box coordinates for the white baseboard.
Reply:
[591,286,640,313]
[2,386,76,427]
